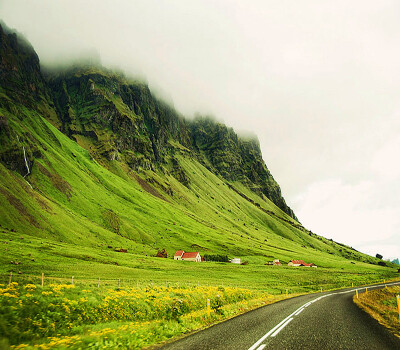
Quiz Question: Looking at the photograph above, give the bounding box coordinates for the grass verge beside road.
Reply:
[0,282,291,349]
[354,285,400,338]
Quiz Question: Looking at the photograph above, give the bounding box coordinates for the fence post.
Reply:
[207,298,211,316]
[356,289,359,298]
[8,272,12,285]
[71,276,74,285]
[98,277,100,288]
[397,295,400,322]
[365,287,368,294]
[286,289,288,297]
[41,273,44,287]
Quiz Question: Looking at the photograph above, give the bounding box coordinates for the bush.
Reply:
[203,254,229,262]
[211,294,224,315]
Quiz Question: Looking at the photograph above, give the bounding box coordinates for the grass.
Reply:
[354,285,400,338]
[0,281,283,349]
[1,229,397,294]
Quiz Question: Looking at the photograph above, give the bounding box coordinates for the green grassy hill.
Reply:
[0,23,397,291]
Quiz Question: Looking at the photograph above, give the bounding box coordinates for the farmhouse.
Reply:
[174,250,201,262]
[267,259,282,266]
[273,259,282,266]
[288,260,304,267]
[288,260,317,268]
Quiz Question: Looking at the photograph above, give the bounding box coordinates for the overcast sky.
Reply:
[1,0,399,259]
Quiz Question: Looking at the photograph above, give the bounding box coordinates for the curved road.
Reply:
[160,281,400,350]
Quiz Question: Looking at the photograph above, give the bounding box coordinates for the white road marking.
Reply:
[247,281,400,350]
[271,317,293,337]
[247,299,312,350]
[294,308,304,316]
[247,315,293,350]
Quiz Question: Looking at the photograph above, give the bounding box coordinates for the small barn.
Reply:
[273,259,282,266]
[230,258,241,264]
[174,250,201,262]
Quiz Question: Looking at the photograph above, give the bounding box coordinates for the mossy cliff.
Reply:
[45,66,295,218]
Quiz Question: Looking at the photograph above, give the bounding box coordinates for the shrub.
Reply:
[203,254,229,262]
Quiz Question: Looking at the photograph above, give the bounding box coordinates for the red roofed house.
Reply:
[174,250,185,260]
[174,250,201,262]
[273,259,282,266]
[288,260,317,268]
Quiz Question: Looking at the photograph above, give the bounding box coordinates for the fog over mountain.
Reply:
[1,0,399,258]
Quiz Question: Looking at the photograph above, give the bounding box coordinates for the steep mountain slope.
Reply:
[45,64,296,219]
[0,23,393,280]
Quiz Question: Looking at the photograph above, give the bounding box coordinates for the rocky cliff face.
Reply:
[47,68,192,170]
[0,24,51,178]
[0,24,297,220]
[0,23,50,108]
[191,117,296,219]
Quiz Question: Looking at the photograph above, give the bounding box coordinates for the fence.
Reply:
[1,272,393,295]
[0,272,264,291]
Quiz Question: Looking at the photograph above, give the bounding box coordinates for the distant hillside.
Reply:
[0,22,393,274]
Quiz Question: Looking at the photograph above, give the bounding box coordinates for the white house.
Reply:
[230,258,241,264]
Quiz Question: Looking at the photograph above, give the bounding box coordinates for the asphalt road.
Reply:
[160,281,400,350]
